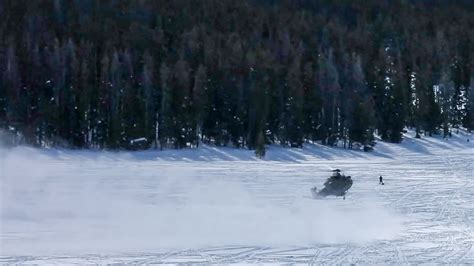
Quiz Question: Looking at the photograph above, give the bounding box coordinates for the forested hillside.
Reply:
[0,0,472,151]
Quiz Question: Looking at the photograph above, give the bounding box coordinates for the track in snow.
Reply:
[1,132,473,264]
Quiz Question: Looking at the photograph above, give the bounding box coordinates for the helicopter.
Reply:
[311,169,353,199]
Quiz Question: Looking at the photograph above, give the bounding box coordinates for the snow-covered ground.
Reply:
[0,131,473,264]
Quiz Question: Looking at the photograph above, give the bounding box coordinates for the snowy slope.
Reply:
[0,131,473,264]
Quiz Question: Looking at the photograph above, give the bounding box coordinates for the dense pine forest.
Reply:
[0,0,473,153]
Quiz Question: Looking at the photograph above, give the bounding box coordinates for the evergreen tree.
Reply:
[438,66,455,137]
[255,130,266,158]
[375,42,405,143]
[193,64,208,146]
[347,55,375,149]
[159,62,173,149]
[283,46,304,147]
[318,48,340,146]
[464,75,474,130]
[173,58,193,148]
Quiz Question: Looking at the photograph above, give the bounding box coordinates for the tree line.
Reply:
[0,0,473,154]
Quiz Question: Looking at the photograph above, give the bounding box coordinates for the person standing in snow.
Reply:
[379,175,383,185]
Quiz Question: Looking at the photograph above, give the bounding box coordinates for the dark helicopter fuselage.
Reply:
[311,171,353,198]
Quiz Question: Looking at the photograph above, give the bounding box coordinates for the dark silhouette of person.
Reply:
[379,175,383,184]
